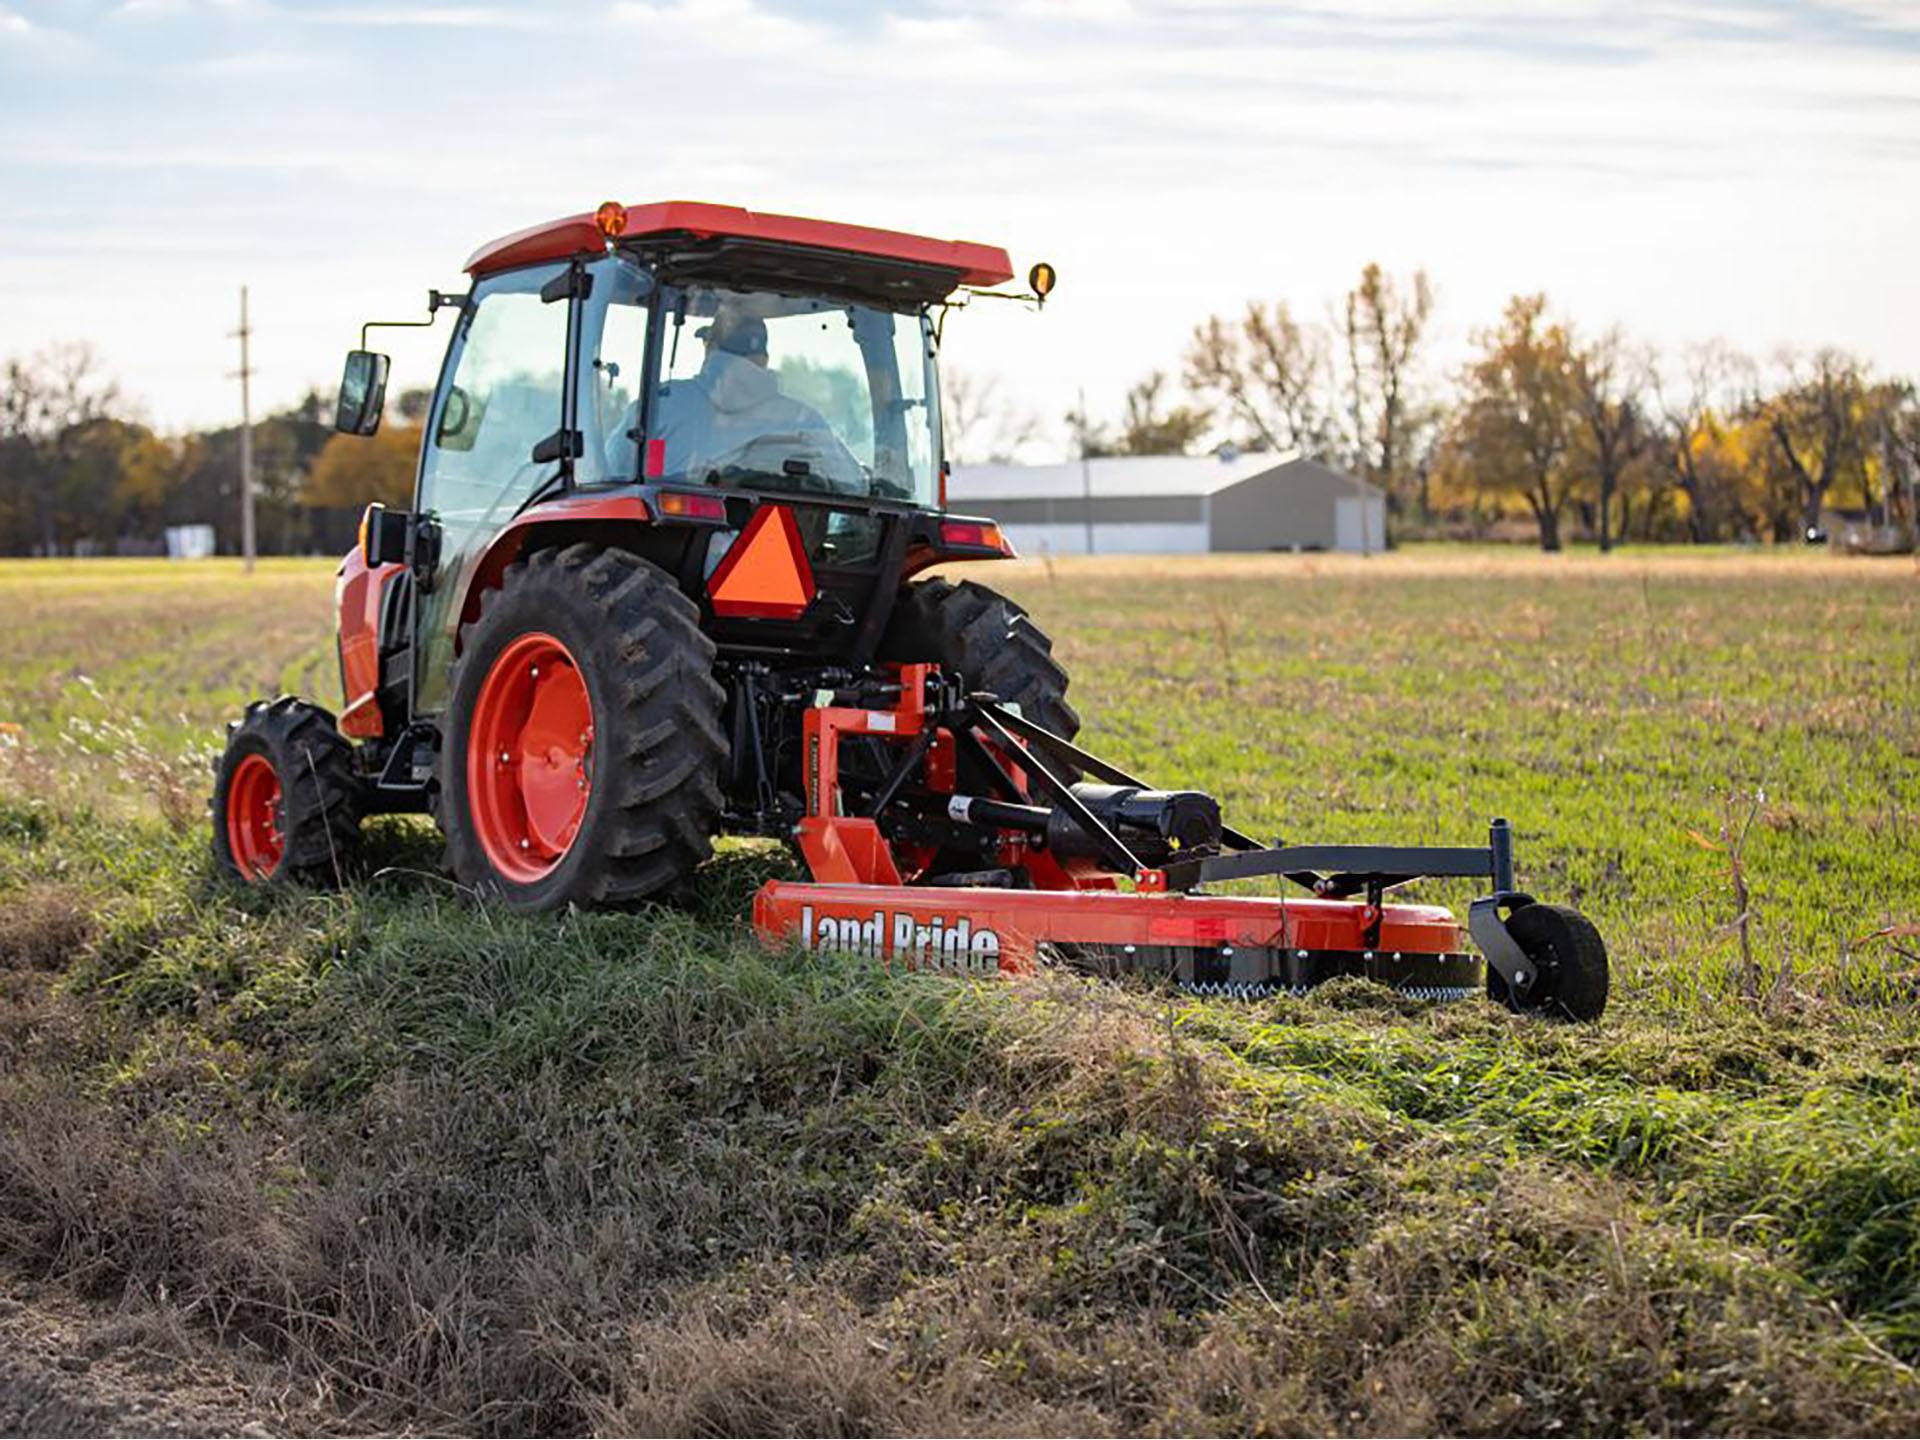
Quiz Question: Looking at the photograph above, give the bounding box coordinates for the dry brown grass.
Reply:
[4,942,1918,1436]
[0,884,95,972]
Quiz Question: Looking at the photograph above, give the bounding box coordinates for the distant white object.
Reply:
[948,454,1386,555]
[166,524,217,560]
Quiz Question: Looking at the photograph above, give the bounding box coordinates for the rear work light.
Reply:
[657,489,728,522]
[940,519,1011,554]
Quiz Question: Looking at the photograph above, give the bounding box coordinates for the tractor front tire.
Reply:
[440,544,727,912]
[880,578,1080,742]
[1486,901,1609,1022]
[211,697,362,886]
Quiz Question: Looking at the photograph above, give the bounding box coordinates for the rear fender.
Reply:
[902,544,1013,580]
[450,493,654,648]
[902,511,1018,578]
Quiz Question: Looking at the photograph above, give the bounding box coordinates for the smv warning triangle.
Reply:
[707,505,817,619]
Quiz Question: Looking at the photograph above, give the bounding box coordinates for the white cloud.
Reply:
[111,0,191,17]
[305,4,556,27]
[191,46,330,74]
[1837,0,1920,28]
[1,6,33,32]
[608,0,823,49]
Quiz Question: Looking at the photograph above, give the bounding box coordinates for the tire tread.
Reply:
[1488,901,1609,1022]
[210,697,362,884]
[880,578,1080,741]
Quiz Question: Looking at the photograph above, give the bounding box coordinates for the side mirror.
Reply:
[336,350,390,436]
[358,503,410,567]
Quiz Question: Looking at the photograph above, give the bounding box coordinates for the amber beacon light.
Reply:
[594,200,629,238]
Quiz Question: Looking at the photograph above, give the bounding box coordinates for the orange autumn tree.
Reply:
[302,424,421,511]
[1439,294,1582,550]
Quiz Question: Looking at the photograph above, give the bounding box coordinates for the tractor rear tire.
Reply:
[880,578,1080,742]
[439,543,727,912]
[211,696,362,886]
[1487,901,1609,1022]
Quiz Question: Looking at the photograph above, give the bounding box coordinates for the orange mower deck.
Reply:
[740,661,1500,1000]
[753,881,1477,994]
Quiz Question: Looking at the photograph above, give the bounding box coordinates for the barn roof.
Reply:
[948,454,1380,502]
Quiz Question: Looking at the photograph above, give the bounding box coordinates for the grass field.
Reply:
[2,549,1919,1434]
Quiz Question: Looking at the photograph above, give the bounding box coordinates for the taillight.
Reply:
[939,519,1009,552]
[657,489,727,521]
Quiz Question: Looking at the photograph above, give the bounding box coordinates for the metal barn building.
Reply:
[946,454,1387,556]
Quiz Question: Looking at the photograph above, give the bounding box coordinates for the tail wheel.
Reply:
[440,544,726,912]
[880,578,1079,742]
[1487,902,1609,1022]
[211,697,362,885]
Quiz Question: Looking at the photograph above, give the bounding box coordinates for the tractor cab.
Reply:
[337,201,1052,735]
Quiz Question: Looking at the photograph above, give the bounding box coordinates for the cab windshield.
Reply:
[650,284,941,506]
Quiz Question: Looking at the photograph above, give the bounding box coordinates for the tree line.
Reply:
[0,344,426,557]
[6,276,1918,556]
[953,267,1920,551]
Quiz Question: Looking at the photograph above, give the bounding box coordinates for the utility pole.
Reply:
[232,286,256,574]
[1077,385,1095,556]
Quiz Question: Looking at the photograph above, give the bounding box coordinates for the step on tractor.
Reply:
[211,200,1608,1021]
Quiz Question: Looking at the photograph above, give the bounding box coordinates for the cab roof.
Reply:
[464,201,1015,291]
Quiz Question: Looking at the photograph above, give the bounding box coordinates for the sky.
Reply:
[2,0,1917,456]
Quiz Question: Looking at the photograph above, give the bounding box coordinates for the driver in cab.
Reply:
[652,310,866,495]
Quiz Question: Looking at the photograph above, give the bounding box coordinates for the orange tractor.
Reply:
[211,200,1607,1020]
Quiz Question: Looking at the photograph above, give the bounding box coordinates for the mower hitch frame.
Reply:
[751,667,1567,1002]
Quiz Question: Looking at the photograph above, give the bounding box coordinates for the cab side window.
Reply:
[413,262,568,713]
[418,266,568,520]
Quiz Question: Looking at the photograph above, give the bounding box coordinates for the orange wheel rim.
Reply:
[467,632,594,884]
[227,753,285,880]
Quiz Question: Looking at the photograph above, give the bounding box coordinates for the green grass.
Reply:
[2,548,1919,1434]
